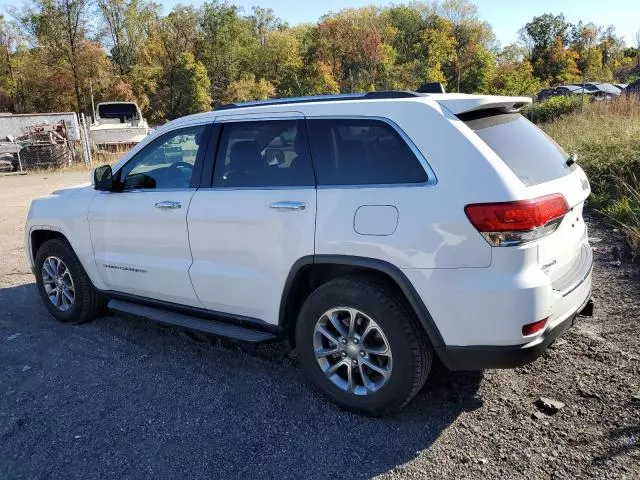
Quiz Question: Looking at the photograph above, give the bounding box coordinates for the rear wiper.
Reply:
[566,153,577,167]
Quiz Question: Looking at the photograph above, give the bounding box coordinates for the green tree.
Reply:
[439,0,495,92]
[571,22,604,82]
[169,52,211,117]
[419,15,455,86]
[18,0,93,112]
[490,44,540,96]
[97,0,157,76]
[197,1,256,104]
[225,73,275,102]
[522,13,570,81]
[249,6,284,46]
[255,29,303,96]
[0,16,19,111]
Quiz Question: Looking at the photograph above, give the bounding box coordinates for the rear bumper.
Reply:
[437,296,593,371]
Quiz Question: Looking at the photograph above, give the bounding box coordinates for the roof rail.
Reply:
[214,90,427,111]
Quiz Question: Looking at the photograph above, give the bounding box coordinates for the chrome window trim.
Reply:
[307,115,438,188]
[195,185,315,192]
[213,112,305,123]
[99,188,198,194]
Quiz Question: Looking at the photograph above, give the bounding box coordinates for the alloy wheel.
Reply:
[41,256,75,312]
[313,307,393,395]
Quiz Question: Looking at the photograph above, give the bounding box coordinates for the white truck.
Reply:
[25,88,594,415]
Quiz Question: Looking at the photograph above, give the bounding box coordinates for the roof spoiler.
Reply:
[417,83,446,94]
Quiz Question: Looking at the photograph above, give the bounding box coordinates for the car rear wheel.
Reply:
[35,238,106,324]
[296,276,433,416]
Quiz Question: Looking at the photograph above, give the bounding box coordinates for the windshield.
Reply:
[461,111,572,186]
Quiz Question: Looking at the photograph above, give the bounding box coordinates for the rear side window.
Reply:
[462,112,572,187]
[213,120,315,188]
[307,118,428,186]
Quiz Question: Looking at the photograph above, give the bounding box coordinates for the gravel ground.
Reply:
[1,172,639,479]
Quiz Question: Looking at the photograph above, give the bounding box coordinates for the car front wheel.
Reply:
[34,238,106,324]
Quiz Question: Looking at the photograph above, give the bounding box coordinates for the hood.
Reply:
[51,183,91,196]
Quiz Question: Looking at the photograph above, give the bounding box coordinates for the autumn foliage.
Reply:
[0,1,637,123]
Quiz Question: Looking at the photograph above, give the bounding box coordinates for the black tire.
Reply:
[295,275,433,416]
[34,238,106,324]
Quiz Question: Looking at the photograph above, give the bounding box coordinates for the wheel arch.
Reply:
[30,228,69,266]
[278,255,445,350]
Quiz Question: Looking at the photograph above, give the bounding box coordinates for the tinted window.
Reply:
[213,120,315,188]
[307,119,427,185]
[119,125,206,190]
[462,112,571,187]
[98,103,139,120]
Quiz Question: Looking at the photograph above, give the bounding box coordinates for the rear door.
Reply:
[187,114,316,325]
[462,112,591,292]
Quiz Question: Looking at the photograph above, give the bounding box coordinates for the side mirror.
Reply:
[93,165,113,191]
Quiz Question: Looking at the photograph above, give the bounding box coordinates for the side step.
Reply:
[108,300,279,344]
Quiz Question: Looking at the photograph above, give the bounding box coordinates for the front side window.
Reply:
[119,125,207,190]
[213,120,315,188]
[307,118,428,186]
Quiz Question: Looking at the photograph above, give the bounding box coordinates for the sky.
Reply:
[3,0,639,47]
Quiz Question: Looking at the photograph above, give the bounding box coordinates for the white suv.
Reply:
[26,89,594,415]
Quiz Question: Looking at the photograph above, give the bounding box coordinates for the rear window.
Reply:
[98,103,139,120]
[461,111,572,186]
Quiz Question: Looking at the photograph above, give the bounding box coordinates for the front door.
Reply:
[187,117,316,325]
[88,124,210,307]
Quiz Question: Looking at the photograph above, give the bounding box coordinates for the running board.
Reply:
[108,300,279,344]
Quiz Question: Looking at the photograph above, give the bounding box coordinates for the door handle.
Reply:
[269,201,306,211]
[154,201,182,210]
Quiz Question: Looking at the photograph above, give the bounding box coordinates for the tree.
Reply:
[547,37,580,85]
[439,0,495,92]
[225,73,274,102]
[0,16,19,111]
[168,52,211,117]
[572,22,602,83]
[19,0,93,112]
[314,14,385,92]
[383,5,425,65]
[96,0,156,76]
[522,13,570,81]
[490,44,540,95]
[249,6,283,46]
[418,15,455,86]
[598,26,625,72]
[255,29,303,96]
[197,1,256,104]
[144,6,203,121]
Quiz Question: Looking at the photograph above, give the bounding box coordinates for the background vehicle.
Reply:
[90,102,149,147]
[26,89,593,415]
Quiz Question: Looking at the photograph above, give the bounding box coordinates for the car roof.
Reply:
[168,92,532,129]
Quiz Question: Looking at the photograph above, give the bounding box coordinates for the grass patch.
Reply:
[525,95,585,124]
[541,95,640,258]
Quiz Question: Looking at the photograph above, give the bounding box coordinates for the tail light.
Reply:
[465,194,569,247]
[522,318,548,336]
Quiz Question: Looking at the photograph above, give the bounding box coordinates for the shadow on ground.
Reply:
[1,283,483,480]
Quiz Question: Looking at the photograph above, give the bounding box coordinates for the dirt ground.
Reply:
[1,171,639,480]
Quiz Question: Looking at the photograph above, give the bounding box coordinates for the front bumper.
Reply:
[437,296,594,371]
